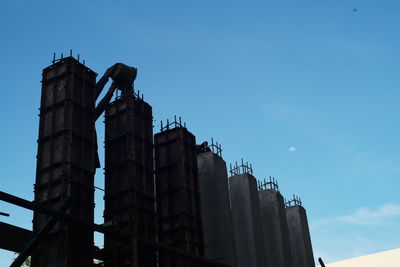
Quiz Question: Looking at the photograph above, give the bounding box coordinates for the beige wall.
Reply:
[321,248,400,267]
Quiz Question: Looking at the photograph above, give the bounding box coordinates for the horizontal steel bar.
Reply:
[0,191,106,233]
[0,222,32,253]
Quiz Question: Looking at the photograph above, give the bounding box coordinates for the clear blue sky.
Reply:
[1,0,400,265]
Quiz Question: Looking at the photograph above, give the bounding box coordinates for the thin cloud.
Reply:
[312,203,400,228]
[337,203,400,225]
[289,146,296,152]
[311,203,400,263]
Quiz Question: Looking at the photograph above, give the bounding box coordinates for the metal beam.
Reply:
[10,200,70,267]
[0,191,106,233]
[0,222,32,253]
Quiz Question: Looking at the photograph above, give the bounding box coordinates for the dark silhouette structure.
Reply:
[0,53,316,267]
[103,93,156,266]
[258,178,293,267]
[32,56,97,267]
[229,161,267,267]
[197,141,237,267]
[155,119,204,266]
[286,196,315,267]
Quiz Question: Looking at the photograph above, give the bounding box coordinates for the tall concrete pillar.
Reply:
[32,56,96,267]
[229,163,267,267]
[155,119,203,267]
[258,179,292,267]
[197,149,236,267]
[104,95,156,267]
[286,198,315,267]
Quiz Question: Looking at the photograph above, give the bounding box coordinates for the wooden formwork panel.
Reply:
[104,96,156,267]
[32,57,96,267]
[155,127,203,256]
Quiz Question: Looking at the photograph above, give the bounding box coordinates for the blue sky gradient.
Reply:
[0,0,399,265]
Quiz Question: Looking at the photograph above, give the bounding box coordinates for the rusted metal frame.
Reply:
[11,200,71,267]
[0,191,105,233]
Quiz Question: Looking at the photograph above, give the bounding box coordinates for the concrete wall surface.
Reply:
[259,189,293,267]
[320,248,400,267]
[229,173,267,267]
[286,206,315,267]
[197,152,237,267]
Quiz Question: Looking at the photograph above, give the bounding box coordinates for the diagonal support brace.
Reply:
[10,200,71,267]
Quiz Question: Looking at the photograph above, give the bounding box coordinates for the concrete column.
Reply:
[197,151,236,267]
[104,96,156,267]
[155,125,203,258]
[259,189,293,267]
[286,205,315,267]
[229,173,267,267]
[32,56,96,267]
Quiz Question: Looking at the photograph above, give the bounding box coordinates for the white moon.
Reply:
[289,146,296,152]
